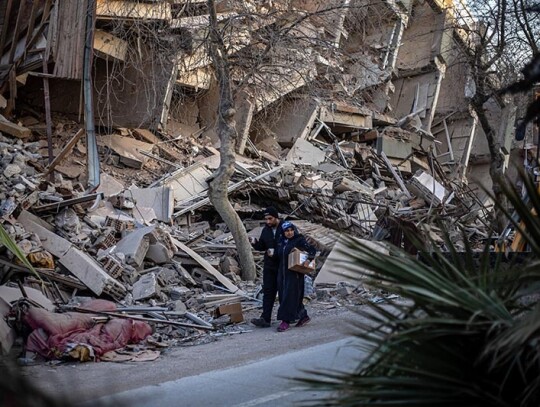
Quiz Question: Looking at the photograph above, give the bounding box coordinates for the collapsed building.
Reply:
[0,0,521,361]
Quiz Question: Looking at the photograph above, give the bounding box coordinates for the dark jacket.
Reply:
[252,220,283,270]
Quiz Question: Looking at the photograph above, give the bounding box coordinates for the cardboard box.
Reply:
[214,302,244,323]
[288,248,315,274]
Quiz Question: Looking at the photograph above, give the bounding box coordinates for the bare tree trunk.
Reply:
[206,0,256,280]
[472,99,507,232]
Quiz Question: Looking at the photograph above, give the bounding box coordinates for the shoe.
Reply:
[251,317,271,328]
[277,321,290,332]
[295,316,311,327]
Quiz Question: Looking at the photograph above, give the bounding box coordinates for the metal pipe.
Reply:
[83,0,100,190]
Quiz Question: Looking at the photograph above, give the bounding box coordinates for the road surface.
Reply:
[89,337,362,406]
[24,308,364,405]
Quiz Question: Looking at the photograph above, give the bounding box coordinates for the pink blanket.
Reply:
[25,301,152,360]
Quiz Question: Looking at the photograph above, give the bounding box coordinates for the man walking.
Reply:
[250,207,283,327]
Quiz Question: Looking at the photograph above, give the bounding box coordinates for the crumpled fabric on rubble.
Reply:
[24,300,152,360]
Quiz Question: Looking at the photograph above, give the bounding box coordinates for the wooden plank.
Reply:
[0,0,14,58]
[43,129,85,175]
[52,0,87,79]
[171,238,245,296]
[0,115,31,138]
[5,68,16,116]
[8,0,26,64]
[24,0,40,52]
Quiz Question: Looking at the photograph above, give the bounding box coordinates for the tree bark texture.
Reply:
[206,0,256,280]
[471,87,507,232]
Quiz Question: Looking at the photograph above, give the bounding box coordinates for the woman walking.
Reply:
[276,221,317,332]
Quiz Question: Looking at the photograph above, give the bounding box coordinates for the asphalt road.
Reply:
[89,337,362,407]
[24,308,363,405]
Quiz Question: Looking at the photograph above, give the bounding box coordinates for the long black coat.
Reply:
[276,228,316,322]
[251,221,283,321]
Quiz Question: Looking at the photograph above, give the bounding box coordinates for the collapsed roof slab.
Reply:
[390,65,445,132]
[319,103,372,133]
[252,97,373,148]
[395,0,450,72]
[96,0,172,21]
[251,97,319,147]
[93,30,128,62]
[252,63,317,113]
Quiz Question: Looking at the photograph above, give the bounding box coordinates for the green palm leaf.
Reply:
[0,223,42,282]
[297,169,540,406]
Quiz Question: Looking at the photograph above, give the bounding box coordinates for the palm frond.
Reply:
[0,223,42,282]
[297,169,540,406]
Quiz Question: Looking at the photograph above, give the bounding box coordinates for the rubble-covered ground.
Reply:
[0,107,493,365]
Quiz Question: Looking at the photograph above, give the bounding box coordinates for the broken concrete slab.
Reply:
[319,103,373,131]
[18,210,72,257]
[0,285,55,311]
[132,272,159,301]
[133,207,157,225]
[96,173,125,197]
[316,162,348,173]
[408,171,448,206]
[146,240,174,264]
[125,186,174,223]
[60,247,127,297]
[376,134,413,159]
[98,135,154,169]
[114,226,155,267]
[315,236,389,285]
[171,238,245,296]
[333,177,374,196]
[55,165,84,179]
[285,139,326,167]
[17,210,125,297]
[159,163,212,204]
[0,297,15,354]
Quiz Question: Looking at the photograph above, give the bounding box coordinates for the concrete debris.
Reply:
[0,0,516,364]
[408,170,449,206]
[132,273,159,301]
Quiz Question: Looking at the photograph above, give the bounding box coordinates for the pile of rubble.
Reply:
[0,107,491,362]
[0,0,504,363]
